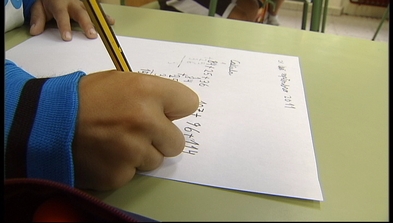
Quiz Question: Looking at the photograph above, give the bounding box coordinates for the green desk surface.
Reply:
[5,4,389,221]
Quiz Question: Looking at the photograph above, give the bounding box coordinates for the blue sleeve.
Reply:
[23,0,36,23]
[5,59,86,187]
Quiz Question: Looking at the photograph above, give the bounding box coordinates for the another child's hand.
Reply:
[29,0,115,41]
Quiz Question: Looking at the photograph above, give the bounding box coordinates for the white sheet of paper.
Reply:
[6,29,323,201]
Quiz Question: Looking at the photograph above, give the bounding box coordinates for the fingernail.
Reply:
[63,31,72,41]
[30,24,36,33]
[89,28,97,36]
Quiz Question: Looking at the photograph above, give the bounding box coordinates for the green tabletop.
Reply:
[5,4,389,221]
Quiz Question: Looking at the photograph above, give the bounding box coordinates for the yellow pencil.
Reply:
[82,0,132,72]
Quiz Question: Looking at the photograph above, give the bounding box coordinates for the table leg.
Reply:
[310,0,323,31]
[208,0,218,16]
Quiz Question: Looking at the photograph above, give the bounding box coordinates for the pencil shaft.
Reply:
[83,0,132,72]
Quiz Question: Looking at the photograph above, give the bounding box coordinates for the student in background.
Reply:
[158,0,264,22]
[5,0,115,41]
[265,0,285,26]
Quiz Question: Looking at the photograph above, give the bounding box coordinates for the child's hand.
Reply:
[29,0,115,41]
[73,70,199,191]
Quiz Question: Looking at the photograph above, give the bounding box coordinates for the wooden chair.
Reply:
[372,3,389,41]
[349,0,390,41]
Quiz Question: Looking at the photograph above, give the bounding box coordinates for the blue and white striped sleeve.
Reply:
[5,59,86,187]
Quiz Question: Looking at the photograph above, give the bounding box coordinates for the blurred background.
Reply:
[100,0,389,42]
